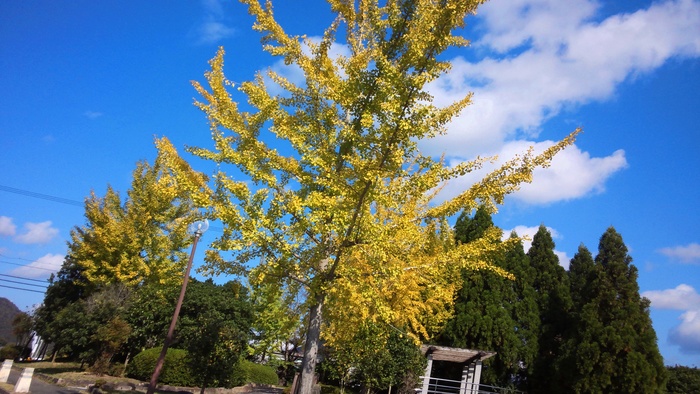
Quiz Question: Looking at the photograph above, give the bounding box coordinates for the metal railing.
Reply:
[416,376,525,394]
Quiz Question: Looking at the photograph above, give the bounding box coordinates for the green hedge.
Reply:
[127,348,277,387]
[126,348,195,387]
[240,359,279,385]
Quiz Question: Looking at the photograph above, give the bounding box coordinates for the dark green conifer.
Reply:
[437,207,520,388]
[527,224,573,394]
[567,227,666,393]
[503,231,539,389]
[568,244,595,309]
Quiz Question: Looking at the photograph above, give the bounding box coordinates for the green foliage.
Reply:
[123,282,177,354]
[0,344,20,360]
[502,231,538,388]
[437,208,521,387]
[321,323,425,393]
[239,359,279,385]
[33,258,90,350]
[564,227,666,393]
[666,365,700,394]
[91,316,132,375]
[178,279,254,390]
[127,347,194,387]
[527,225,572,394]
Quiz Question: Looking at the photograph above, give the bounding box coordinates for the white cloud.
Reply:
[437,140,627,206]
[198,21,236,44]
[196,0,236,44]
[510,142,628,204]
[422,0,700,169]
[669,310,700,354]
[13,221,59,244]
[10,253,64,279]
[643,284,700,310]
[658,243,700,264]
[0,216,16,236]
[643,284,700,354]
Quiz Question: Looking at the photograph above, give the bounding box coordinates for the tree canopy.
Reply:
[566,227,666,393]
[156,1,579,392]
[70,151,204,287]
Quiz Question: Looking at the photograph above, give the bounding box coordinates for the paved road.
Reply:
[5,368,83,394]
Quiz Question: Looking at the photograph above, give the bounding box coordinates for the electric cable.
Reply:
[0,184,83,207]
[0,284,45,294]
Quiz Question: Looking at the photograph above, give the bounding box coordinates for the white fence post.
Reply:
[420,354,434,394]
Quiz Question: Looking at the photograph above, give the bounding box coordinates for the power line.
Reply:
[0,184,83,207]
[0,278,46,289]
[0,273,47,283]
[0,284,45,294]
[0,253,49,263]
[0,260,58,272]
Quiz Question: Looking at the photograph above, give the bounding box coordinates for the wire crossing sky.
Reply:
[1,0,699,366]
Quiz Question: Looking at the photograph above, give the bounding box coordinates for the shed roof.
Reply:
[420,345,496,363]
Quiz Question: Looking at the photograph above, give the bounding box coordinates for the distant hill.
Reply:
[0,297,21,345]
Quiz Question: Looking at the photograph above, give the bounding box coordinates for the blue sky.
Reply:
[1,0,698,366]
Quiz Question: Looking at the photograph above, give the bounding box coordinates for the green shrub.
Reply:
[0,344,20,360]
[126,348,194,387]
[239,359,279,385]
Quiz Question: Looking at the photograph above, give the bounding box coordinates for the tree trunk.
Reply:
[123,351,131,377]
[298,294,325,394]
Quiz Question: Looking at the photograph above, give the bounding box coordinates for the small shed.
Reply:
[418,345,496,394]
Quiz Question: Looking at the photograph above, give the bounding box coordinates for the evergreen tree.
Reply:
[558,244,596,388]
[567,227,666,393]
[666,365,700,394]
[527,225,572,394]
[437,207,520,387]
[502,231,539,389]
[178,279,253,392]
[568,244,595,309]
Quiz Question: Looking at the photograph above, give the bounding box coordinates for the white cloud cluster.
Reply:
[14,221,59,245]
[422,0,700,205]
[196,0,236,44]
[658,243,700,264]
[508,142,628,204]
[10,253,65,279]
[643,284,700,354]
[0,216,16,236]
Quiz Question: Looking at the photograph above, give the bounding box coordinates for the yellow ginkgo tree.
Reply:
[71,143,206,288]
[157,1,580,393]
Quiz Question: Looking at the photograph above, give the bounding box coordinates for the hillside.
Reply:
[0,297,21,345]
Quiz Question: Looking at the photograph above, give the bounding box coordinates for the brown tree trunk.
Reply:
[298,293,325,394]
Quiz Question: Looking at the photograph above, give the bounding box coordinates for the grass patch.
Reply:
[13,360,82,374]
[12,361,143,388]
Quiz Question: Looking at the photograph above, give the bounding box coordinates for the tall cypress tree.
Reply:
[437,207,520,387]
[567,227,666,393]
[527,225,573,394]
[503,231,539,389]
[560,245,596,392]
[568,244,596,309]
